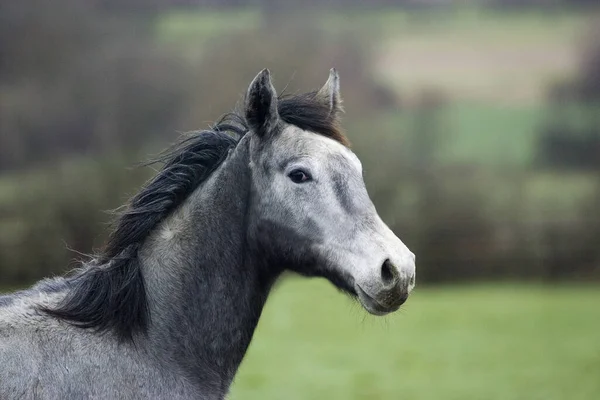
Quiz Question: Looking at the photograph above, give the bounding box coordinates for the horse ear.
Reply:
[245,69,279,138]
[317,68,343,117]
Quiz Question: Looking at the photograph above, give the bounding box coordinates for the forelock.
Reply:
[277,92,349,147]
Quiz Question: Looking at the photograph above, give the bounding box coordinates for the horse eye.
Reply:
[288,169,311,183]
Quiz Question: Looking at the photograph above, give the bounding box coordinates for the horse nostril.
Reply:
[380,259,396,286]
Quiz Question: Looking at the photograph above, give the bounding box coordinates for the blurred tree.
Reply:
[0,0,189,171]
[536,21,600,170]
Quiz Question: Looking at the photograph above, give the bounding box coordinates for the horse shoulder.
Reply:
[0,291,100,398]
[0,288,211,399]
[0,302,48,398]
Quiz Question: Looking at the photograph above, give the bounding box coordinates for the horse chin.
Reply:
[355,284,400,316]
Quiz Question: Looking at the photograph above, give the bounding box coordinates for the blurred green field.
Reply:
[158,7,588,103]
[156,7,594,165]
[231,279,600,400]
[371,103,543,166]
[158,7,585,43]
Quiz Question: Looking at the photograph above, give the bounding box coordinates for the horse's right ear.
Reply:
[317,68,343,117]
[245,69,279,138]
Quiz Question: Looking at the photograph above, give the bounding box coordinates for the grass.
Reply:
[157,8,260,54]
[348,103,544,167]
[158,6,586,41]
[3,280,595,399]
[356,101,595,167]
[231,279,600,400]
[443,102,543,165]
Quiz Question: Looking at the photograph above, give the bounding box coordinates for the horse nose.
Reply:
[380,258,399,288]
[379,258,414,305]
[396,291,409,306]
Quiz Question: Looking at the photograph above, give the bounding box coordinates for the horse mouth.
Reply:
[355,285,400,316]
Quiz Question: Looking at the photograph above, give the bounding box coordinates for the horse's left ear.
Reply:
[317,68,343,117]
[245,69,280,138]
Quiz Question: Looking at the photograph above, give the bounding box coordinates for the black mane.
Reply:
[41,91,348,341]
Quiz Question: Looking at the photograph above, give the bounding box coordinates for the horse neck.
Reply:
[139,136,276,391]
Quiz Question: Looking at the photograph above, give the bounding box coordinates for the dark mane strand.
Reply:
[41,124,240,341]
[40,90,347,341]
[42,248,148,341]
[278,91,349,147]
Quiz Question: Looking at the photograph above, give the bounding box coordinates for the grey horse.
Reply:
[0,69,416,399]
